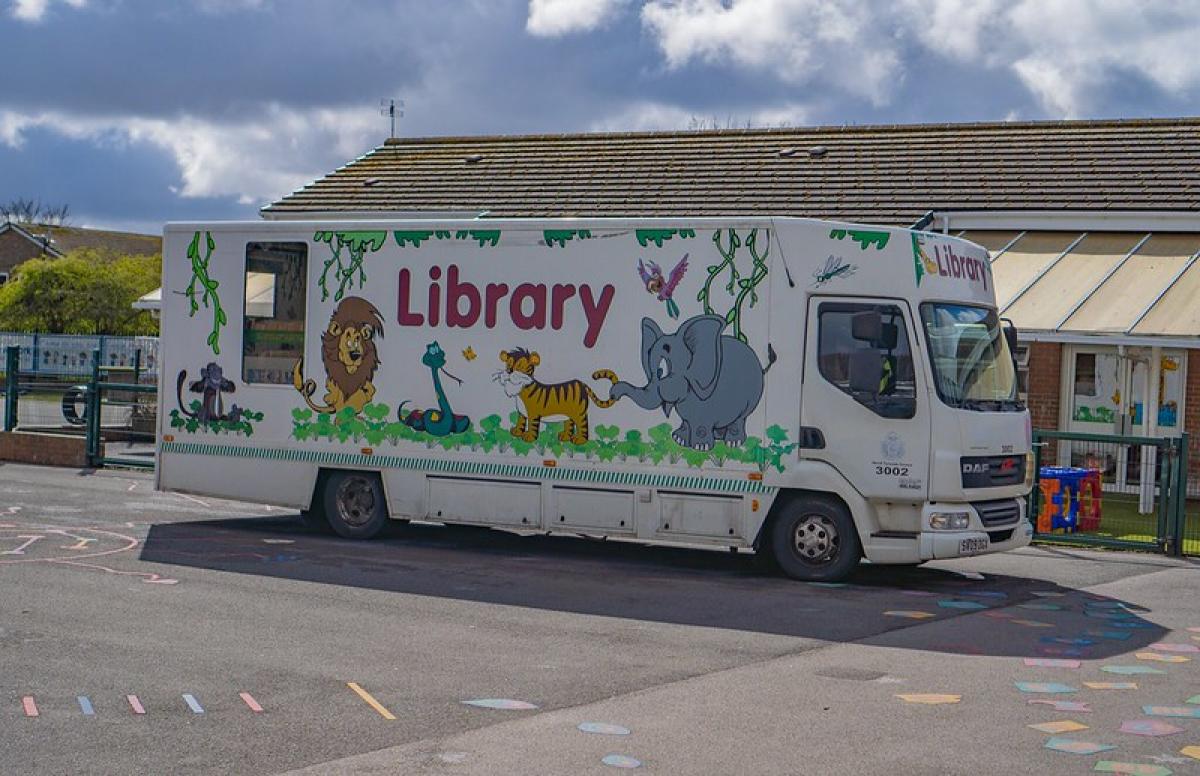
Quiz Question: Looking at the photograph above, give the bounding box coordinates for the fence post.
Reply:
[1156,438,1173,554]
[133,348,142,385]
[86,348,101,467]
[4,345,18,432]
[30,332,39,375]
[1174,433,1189,557]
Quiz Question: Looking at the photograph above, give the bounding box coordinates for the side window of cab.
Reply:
[817,302,916,419]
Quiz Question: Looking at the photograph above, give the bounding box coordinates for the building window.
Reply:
[817,302,916,419]
[1074,353,1097,397]
[0,272,8,286]
[243,242,306,385]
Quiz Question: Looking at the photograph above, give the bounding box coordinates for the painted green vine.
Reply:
[393,229,501,248]
[184,231,225,355]
[697,228,769,343]
[169,403,264,437]
[314,231,387,302]
[636,228,696,248]
[544,229,592,247]
[291,405,796,473]
[830,228,890,250]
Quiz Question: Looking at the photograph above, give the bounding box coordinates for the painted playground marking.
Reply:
[0,524,178,584]
[21,696,38,717]
[347,682,396,720]
[78,696,95,716]
[183,694,204,714]
[127,695,146,715]
[240,692,264,713]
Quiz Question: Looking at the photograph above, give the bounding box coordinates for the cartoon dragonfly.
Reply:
[637,254,688,319]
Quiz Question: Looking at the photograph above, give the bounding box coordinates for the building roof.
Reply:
[0,222,161,259]
[264,117,1200,225]
[955,228,1200,343]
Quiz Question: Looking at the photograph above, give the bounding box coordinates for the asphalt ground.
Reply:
[0,461,1198,775]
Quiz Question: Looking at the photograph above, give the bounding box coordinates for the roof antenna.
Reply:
[380,98,404,139]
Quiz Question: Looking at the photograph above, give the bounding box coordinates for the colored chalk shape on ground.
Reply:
[461,698,539,710]
[77,696,94,716]
[1015,682,1077,694]
[1102,665,1165,675]
[1143,706,1200,719]
[347,683,396,720]
[1187,695,1200,705]
[1019,603,1064,611]
[1011,619,1055,628]
[127,695,146,715]
[959,591,1008,598]
[601,754,642,769]
[1044,738,1116,755]
[1088,630,1134,641]
[1084,682,1138,690]
[1181,745,1200,760]
[1029,700,1092,712]
[883,610,936,619]
[1121,720,1184,737]
[1024,658,1081,668]
[21,696,38,717]
[983,611,1014,619]
[183,694,204,714]
[1031,591,1067,597]
[579,722,631,736]
[1111,621,1155,629]
[938,600,987,610]
[1093,763,1173,776]
[895,694,961,704]
[1150,642,1200,654]
[239,692,264,712]
[1029,720,1089,734]
[1136,652,1190,664]
[1042,637,1096,646]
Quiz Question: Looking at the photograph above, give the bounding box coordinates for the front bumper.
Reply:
[918,520,1032,561]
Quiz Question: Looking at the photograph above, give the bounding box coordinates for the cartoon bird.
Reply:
[637,254,688,319]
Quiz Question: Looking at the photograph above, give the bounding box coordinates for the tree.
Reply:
[0,248,161,335]
[0,198,70,226]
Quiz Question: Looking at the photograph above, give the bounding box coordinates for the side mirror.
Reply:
[849,350,883,396]
[1001,318,1017,353]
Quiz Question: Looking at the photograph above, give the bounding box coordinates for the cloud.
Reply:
[631,0,1200,118]
[590,99,809,132]
[0,105,380,205]
[640,0,902,106]
[526,0,631,35]
[10,0,85,22]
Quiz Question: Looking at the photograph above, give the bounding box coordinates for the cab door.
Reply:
[801,298,931,500]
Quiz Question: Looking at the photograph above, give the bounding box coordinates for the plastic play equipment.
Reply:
[1037,466,1103,533]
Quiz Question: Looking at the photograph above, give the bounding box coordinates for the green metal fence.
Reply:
[1029,429,1192,557]
[3,345,156,469]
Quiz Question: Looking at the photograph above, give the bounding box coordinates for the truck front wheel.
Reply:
[768,496,861,582]
[322,471,388,540]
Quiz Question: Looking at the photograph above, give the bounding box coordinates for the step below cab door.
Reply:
[801,297,931,501]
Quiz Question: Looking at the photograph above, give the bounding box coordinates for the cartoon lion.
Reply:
[293,296,384,414]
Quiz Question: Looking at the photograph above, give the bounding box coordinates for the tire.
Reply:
[767,495,862,582]
[322,470,388,540]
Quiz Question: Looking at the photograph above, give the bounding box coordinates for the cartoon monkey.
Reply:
[292,296,384,414]
[177,362,242,423]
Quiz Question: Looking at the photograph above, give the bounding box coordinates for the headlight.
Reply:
[930,511,970,530]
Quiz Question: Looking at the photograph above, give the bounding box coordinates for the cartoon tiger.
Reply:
[493,348,618,444]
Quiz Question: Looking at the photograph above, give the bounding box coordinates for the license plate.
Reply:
[959,538,989,555]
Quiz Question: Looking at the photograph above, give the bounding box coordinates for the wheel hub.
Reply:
[335,476,376,527]
[793,514,839,564]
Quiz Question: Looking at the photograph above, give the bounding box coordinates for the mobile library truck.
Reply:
[157,217,1032,581]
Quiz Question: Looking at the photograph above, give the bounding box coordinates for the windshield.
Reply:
[919,303,1020,411]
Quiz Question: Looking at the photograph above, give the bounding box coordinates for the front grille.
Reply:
[961,455,1026,488]
[973,498,1021,527]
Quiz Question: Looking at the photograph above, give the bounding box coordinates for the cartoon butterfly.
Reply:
[462,346,477,361]
[637,254,688,319]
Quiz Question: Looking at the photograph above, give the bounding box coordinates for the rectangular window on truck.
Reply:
[243,242,306,385]
[817,302,916,419]
[919,303,1021,411]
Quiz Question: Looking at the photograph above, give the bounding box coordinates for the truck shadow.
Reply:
[139,516,1171,658]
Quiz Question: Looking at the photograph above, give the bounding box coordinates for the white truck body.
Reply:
[157,217,1031,576]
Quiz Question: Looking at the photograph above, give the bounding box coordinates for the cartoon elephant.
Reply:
[610,315,773,450]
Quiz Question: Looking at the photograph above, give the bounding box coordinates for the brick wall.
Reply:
[1026,341,1062,461]
[1185,351,1200,490]
[0,431,94,468]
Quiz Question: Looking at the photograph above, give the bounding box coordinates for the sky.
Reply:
[3,0,1200,234]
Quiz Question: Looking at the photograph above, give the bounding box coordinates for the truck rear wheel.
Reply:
[768,495,861,582]
[322,471,388,540]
